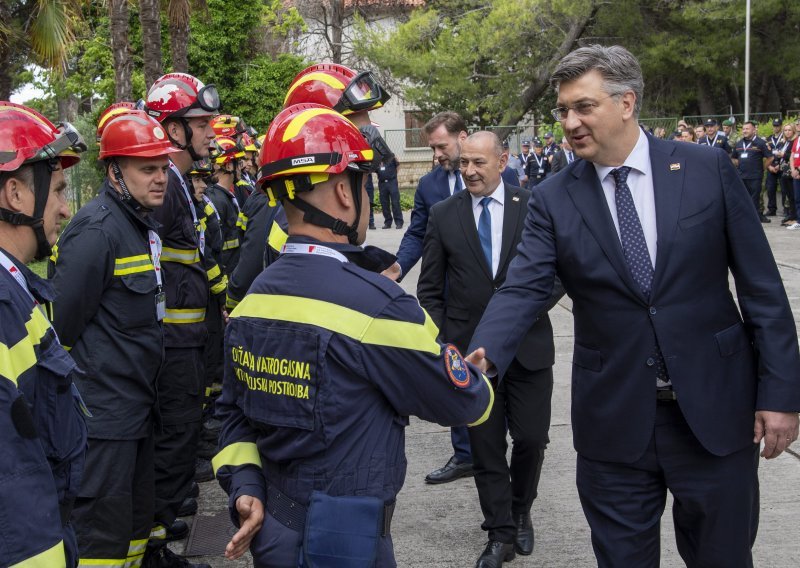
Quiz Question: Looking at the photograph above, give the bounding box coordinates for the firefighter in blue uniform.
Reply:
[143,72,220,567]
[698,118,732,154]
[212,104,494,568]
[49,110,183,567]
[0,101,87,567]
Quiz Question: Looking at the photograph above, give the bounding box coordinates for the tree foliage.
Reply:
[357,0,800,129]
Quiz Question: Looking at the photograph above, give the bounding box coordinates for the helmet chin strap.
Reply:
[111,160,150,213]
[165,118,203,162]
[286,171,364,245]
[0,161,56,260]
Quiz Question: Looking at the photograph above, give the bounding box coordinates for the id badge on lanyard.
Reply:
[148,230,166,321]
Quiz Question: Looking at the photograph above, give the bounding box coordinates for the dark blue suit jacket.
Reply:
[396,166,452,276]
[469,135,800,463]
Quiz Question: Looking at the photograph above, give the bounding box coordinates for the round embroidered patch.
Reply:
[444,344,470,388]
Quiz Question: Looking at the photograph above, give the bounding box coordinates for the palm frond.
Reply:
[29,0,76,72]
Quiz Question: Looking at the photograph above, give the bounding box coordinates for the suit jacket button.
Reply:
[493,286,499,291]
[646,357,655,366]
[649,306,657,315]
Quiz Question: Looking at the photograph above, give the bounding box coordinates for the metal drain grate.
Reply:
[183,512,237,557]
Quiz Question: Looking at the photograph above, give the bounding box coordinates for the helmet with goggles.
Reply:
[210,136,245,165]
[144,73,221,122]
[257,104,377,244]
[0,101,86,259]
[283,64,390,116]
[211,114,240,137]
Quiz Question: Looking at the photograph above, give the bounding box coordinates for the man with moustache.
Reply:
[383,111,476,484]
[469,45,800,567]
[418,131,559,567]
[49,110,191,567]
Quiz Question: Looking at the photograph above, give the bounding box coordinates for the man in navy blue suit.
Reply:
[383,111,478,485]
[469,45,800,567]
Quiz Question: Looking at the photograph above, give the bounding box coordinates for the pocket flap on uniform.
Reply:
[118,272,158,295]
[714,322,751,357]
[573,343,602,372]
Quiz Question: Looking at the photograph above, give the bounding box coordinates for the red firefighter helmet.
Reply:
[210,135,245,164]
[96,101,138,141]
[144,73,221,122]
[0,101,83,171]
[211,114,240,137]
[99,110,182,160]
[283,64,390,115]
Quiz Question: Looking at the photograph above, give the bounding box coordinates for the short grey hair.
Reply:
[550,45,644,117]
[464,131,503,156]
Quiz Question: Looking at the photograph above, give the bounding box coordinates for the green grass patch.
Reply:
[28,260,48,278]
[371,188,415,212]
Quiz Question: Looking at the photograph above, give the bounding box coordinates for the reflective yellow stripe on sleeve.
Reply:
[0,307,52,386]
[113,255,154,276]
[210,275,228,296]
[204,203,216,217]
[160,247,200,265]
[207,263,221,281]
[267,221,288,253]
[11,540,66,567]
[163,308,206,324]
[237,212,248,231]
[231,294,440,355]
[225,295,240,311]
[212,442,262,476]
[49,243,59,265]
[222,238,240,251]
[467,375,494,427]
[125,538,147,567]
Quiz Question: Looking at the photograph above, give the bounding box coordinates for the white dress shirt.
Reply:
[471,181,505,277]
[593,129,657,267]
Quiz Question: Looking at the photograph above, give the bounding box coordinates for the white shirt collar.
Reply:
[593,128,650,184]
[470,180,505,208]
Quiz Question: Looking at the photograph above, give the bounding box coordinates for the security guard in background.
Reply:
[765,118,786,216]
[49,110,184,568]
[212,104,493,568]
[143,72,221,564]
[0,101,87,568]
[733,120,773,223]
[698,118,731,154]
[524,139,550,188]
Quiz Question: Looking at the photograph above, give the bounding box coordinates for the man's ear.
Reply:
[0,177,27,213]
[333,177,351,208]
[165,120,184,145]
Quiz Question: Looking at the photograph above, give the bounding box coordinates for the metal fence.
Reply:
[680,112,780,126]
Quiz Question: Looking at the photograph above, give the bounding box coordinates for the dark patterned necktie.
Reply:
[611,167,653,296]
[611,167,671,388]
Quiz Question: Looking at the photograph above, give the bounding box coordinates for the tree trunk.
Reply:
[169,0,190,73]
[329,0,345,64]
[139,0,163,88]
[696,78,716,116]
[495,5,599,140]
[109,0,133,101]
[0,1,12,100]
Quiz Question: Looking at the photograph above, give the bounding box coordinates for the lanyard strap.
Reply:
[533,154,543,167]
[281,243,349,263]
[168,161,205,256]
[202,194,221,221]
[148,230,163,288]
[741,140,752,152]
[0,249,37,304]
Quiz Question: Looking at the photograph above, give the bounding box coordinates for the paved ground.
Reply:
[181,212,800,567]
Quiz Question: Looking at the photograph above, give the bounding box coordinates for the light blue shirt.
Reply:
[594,129,657,267]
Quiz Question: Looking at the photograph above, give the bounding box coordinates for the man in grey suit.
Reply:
[418,132,560,568]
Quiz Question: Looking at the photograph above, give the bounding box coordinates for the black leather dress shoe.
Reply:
[475,540,515,568]
[514,512,534,555]
[424,456,474,484]
[164,519,189,542]
[177,497,197,517]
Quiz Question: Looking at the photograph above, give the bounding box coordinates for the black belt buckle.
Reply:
[656,389,677,403]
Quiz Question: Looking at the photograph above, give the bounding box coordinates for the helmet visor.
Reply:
[197,84,221,112]
[25,121,86,166]
[337,71,390,113]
